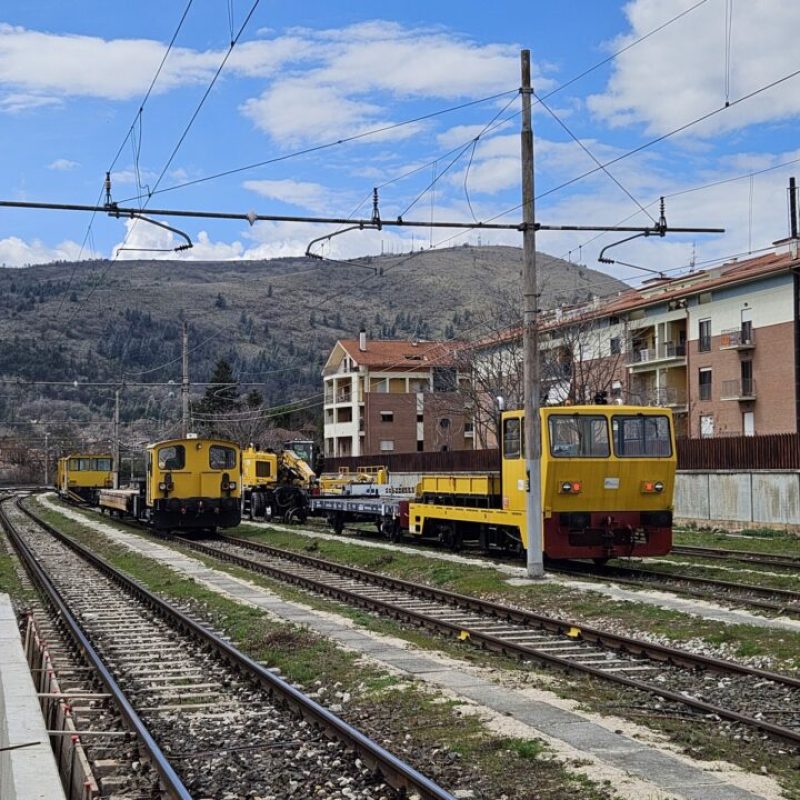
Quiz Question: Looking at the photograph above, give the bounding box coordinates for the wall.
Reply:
[675,470,800,531]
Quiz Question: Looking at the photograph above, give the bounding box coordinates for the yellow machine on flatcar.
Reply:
[240,446,316,522]
[56,453,113,505]
[408,405,675,561]
[99,436,241,532]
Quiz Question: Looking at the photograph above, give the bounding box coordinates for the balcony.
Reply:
[630,386,687,409]
[720,378,757,401]
[719,327,755,350]
[627,341,687,369]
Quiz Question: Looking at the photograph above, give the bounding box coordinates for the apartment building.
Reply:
[322,331,470,457]
[474,238,800,439]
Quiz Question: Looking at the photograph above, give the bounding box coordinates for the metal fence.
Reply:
[324,434,800,474]
[676,433,800,470]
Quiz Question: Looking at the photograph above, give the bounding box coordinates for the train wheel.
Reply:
[251,492,266,520]
[329,513,344,535]
[438,523,462,551]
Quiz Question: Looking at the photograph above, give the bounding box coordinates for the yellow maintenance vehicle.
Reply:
[241,446,317,522]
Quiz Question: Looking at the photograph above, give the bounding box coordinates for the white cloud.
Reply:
[0,235,84,267]
[588,0,800,137]
[0,92,61,113]
[239,21,532,146]
[48,158,79,171]
[242,179,329,212]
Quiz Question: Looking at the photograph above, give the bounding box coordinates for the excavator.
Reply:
[241,446,317,523]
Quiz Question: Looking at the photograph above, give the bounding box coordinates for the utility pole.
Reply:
[520,49,544,579]
[181,321,190,438]
[113,388,120,489]
[43,432,49,486]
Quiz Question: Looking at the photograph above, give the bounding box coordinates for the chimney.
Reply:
[359,328,367,351]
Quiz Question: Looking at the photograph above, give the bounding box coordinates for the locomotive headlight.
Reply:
[641,480,665,493]
[228,481,237,490]
[559,481,582,494]
[158,481,167,491]
[654,481,664,493]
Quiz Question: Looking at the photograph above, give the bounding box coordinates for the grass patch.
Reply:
[675,526,800,557]
[0,540,31,601]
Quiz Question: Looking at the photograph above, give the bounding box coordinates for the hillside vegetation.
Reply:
[0,245,626,445]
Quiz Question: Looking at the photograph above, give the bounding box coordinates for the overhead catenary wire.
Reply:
[60,0,262,331]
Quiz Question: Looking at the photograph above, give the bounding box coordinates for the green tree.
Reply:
[194,359,239,417]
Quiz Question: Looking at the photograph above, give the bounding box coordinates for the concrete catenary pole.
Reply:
[181,321,190,438]
[520,50,544,579]
[113,389,120,489]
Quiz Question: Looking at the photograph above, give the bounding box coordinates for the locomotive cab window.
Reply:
[158,445,185,470]
[613,415,672,457]
[95,458,112,471]
[210,445,237,470]
[503,417,524,459]
[549,415,609,457]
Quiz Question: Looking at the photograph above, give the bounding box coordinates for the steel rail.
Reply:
[671,544,800,569]
[174,534,800,746]
[0,497,193,800]
[220,534,800,682]
[548,562,800,615]
[16,499,457,800]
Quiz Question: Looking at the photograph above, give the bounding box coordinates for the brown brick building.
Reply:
[322,332,470,457]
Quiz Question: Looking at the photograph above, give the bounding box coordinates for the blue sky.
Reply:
[1,0,800,286]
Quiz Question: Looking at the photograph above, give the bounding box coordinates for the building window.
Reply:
[439,417,450,429]
[379,411,394,423]
[379,440,394,451]
[417,413,423,423]
[741,360,753,396]
[610,336,621,355]
[698,319,711,352]
[417,441,424,451]
[698,368,712,401]
[700,414,714,438]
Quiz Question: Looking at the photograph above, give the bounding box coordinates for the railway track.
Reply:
[1,496,456,800]
[670,544,800,570]
[551,561,800,618]
[153,530,800,749]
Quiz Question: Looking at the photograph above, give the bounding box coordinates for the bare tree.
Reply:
[455,294,628,447]
[540,308,626,405]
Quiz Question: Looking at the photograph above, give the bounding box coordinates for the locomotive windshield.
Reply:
[549,415,609,458]
[95,458,112,471]
[210,445,237,470]
[158,445,185,470]
[612,414,672,457]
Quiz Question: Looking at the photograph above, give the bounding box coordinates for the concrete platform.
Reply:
[41,496,780,800]
[0,594,66,800]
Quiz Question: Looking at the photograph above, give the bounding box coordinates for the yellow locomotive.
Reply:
[99,435,241,532]
[409,405,675,560]
[55,453,113,505]
[314,405,676,562]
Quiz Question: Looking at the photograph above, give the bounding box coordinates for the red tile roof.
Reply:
[337,339,461,370]
[472,246,800,350]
